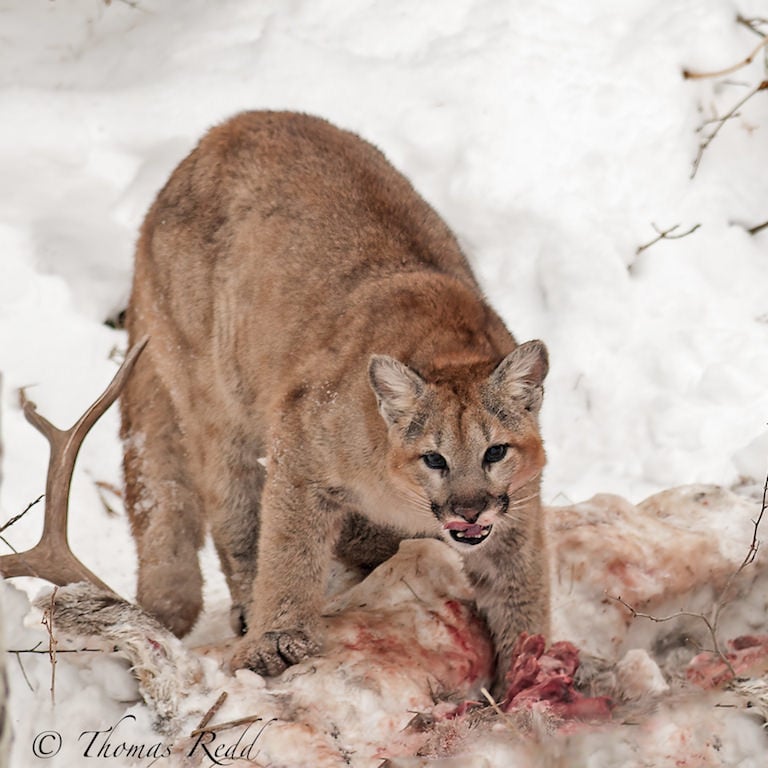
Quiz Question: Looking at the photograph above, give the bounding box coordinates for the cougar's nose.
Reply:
[452,501,486,523]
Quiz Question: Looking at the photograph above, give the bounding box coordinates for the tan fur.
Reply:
[121,110,550,691]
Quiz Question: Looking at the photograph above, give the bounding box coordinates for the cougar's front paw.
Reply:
[229,629,321,677]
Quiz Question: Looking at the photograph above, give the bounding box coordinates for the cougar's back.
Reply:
[130,112,492,410]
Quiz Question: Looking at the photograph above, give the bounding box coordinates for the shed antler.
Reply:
[0,336,149,594]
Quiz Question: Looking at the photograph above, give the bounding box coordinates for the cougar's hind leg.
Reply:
[208,433,265,635]
[121,355,205,637]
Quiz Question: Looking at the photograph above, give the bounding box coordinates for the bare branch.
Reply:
[683,34,768,80]
[92,479,122,518]
[691,80,768,178]
[480,686,510,720]
[0,494,44,535]
[747,219,768,236]
[41,587,58,705]
[635,223,701,255]
[740,473,767,570]
[195,691,228,733]
[609,472,768,682]
[190,714,275,737]
[6,644,103,655]
[610,594,715,629]
[11,653,34,693]
[608,594,735,678]
[736,15,768,38]
[0,538,17,556]
[712,474,768,630]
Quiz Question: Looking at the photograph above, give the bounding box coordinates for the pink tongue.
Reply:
[444,521,485,537]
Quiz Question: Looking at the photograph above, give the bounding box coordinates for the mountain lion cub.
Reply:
[121,111,550,692]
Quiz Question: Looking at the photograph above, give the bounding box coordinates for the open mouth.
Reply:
[443,520,493,546]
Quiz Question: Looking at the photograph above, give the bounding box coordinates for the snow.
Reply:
[0,0,767,766]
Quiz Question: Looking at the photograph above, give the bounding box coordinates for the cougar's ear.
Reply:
[368,355,426,429]
[489,340,549,413]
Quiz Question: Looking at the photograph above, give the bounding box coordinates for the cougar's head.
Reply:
[368,340,548,551]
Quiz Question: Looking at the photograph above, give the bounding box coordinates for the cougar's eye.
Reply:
[422,452,448,471]
[484,444,508,464]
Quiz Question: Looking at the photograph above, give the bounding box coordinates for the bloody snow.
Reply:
[1,1,767,766]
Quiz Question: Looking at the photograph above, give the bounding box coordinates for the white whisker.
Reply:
[393,486,434,521]
[507,492,539,508]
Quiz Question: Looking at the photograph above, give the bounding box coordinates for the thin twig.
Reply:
[0,494,44,534]
[713,474,768,625]
[683,34,768,79]
[737,15,768,38]
[610,472,768,681]
[691,80,768,178]
[635,223,701,255]
[92,479,122,518]
[190,714,275,737]
[610,594,736,678]
[41,587,59,704]
[12,653,34,693]
[480,686,508,718]
[400,578,428,604]
[740,473,766,569]
[0,536,18,555]
[747,219,768,236]
[7,643,103,655]
[194,691,228,733]
[610,596,715,628]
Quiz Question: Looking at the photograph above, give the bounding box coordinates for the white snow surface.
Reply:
[0,0,767,766]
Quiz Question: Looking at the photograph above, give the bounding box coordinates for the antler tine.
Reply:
[0,335,149,595]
